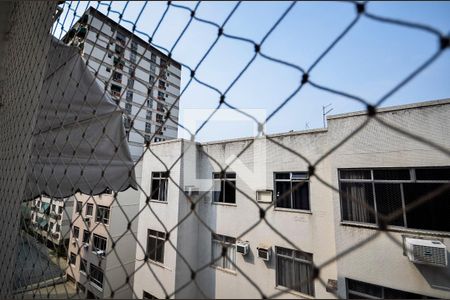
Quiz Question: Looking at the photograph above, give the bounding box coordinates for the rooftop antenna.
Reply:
[322,104,333,128]
[305,122,310,129]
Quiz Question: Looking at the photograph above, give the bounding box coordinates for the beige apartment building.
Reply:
[132,99,450,299]
[66,164,142,299]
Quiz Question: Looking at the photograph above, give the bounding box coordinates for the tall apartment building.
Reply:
[30,196,74,253]
[63,7,182,160]
[66,164,142,299]
[132,99,450,299]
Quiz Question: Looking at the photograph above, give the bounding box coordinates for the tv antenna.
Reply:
[322,104,333,128]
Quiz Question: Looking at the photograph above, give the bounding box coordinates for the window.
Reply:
[112,71,122,82]
[89,264,104,289]
[127,78,134,88]
[51,204,56,212]
[151,172,169,201]
[212,172,236,204]
[58,206,63,214]
[157,103,164,112]
[131,40,138,50]
[276,246,314,296]
[116,31,126,44]
[83,230,90,244]
[76,201,82,214]
[111,84,121,97]
[130,52,136,63]
[69,252,77,265]
[211,234,236,271]
[80,258,87,274]
[143,291,157,299]
[156,114,164,124]
[96,205,110,224]
[149,75,155,83]
[49,222,54,231]
[150,53,156,63]
[93,234,107,253]
[145,122,152,133]
[346,279,431,299]
[144,135,151,142]
[86,203,93,216]
[115,44,124,55]
[146,110,152,120]
[339,167,450,231]
[150,63,156,73]
[126,91,133,102]
[274,172,310,210]
[125,103,132,114]
[146,229,166,263]
[56,224,60,232]
[73,226,80,239]
[106,67,111,73]
[157,91,165,100]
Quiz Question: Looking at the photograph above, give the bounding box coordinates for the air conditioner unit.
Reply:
[257,245,271,261]
[236,241,249,255]
[83,243,89,249]
[405,238,447,267]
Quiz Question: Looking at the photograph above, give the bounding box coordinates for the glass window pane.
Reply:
[340,182,375,223]
[374,183,404,226]
[151,179,160,200]
[340,170,371,180]
[373,169,410,180]
[147,237,157,260]
[415,168,450,181]
[292,182,309,210]
[275,181,291,208]
[224,180,236,203]
[404,183,450,231]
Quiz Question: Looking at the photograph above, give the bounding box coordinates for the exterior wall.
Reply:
[133,141,184,299]
[63,8,181,161]
[133,132,339,299]
[66,162,141,298]
[30,197,74,247]
[328,100,450,298]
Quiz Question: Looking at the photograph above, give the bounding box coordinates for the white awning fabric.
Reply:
[24,37,137,200]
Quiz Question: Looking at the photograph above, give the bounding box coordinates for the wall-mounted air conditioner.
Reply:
[94,250,105,257]
[257,244,271,261]
[237,241,249,255]
[405,237,447,267]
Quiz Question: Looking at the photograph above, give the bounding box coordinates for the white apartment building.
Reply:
[30,196,74,253]
[66,164,142,299]
[132,99,450,299]
[63,7,181,160]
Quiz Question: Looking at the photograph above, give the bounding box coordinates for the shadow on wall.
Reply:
[416,252,450,292]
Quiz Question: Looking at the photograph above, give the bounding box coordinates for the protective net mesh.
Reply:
[1,1,449,299]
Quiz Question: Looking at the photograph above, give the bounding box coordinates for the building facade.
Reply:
[63,7,181,160]
[30,196,74,253]
[132,99,450,299]
[65,164,142,299]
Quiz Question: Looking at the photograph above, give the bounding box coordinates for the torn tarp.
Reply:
[23,37,136,200]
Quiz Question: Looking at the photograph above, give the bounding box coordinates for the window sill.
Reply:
[211,202,237,207]
[274,207,312,214]
[340,221,450,238]
[275,286,314,299]
[94,221,109,227]
[148,259,171,271]
[210,265,237,275]
[89,281,103,292]
[148,199,168,204]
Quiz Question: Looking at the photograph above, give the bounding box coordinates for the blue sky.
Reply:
[54,1,450,142]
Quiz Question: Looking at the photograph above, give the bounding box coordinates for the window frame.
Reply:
[73,226,80,239]
[150,172,169,202]
[346,278,432,299]
[69,252,77,266]
[146,229,166,263]
[95,205,110,225]
[338,167,450,232]
[274,172,310,211]
[211,233,236,271]
[86,203,94,216]
[275,246,314,296]
[89,263,104,289]
[212,172,237,204]
[76,201,83,214]
[92,234,107,254]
